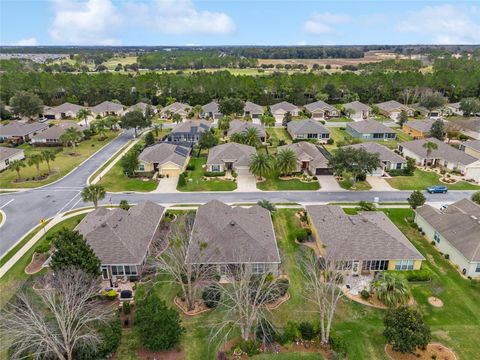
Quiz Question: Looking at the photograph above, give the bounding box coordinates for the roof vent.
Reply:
[230,220,236,226]
[471,215,478,220]
[101,222,107,227]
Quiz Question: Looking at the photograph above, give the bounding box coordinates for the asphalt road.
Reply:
[0,128,476,257]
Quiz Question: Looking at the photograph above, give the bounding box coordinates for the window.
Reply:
[373,133,383,139]
[362,260,389,271]
[321,133,329,139]
[212,165,221,172]
[124,265,137,276]
[395,260,414,270]
[307,133,318,139]
[476,264,480,273]
[252,263,266,274]
[138,164,145,171]
[335,261,352,270]
[111,265,125,276]
[396,163,402,169]
[434,231,441,243]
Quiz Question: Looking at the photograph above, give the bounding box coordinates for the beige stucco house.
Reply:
[138,143,190,177]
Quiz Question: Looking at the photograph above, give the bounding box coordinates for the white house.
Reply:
[270,101,299,124]
[0,147,25,171]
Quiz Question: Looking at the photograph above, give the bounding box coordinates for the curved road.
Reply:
[0,130,475,257]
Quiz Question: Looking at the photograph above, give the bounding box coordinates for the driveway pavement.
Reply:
[366,176,397,191]
[236,174,258,192]
[317,175,345,191]
[154,176,179,193]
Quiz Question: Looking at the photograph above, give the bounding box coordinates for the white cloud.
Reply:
[12,37,38,46]
[127,0,235,35]
[303,12,351,34]
[49,0,122,45]
[396,4,480,44]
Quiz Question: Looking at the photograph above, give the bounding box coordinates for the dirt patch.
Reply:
[428,296,444,307]
[385,343,457,360]
[174,297,213,316]
[426,254,446,275]
[343,289,387,309]
[137,348,185,360]
[25,252,46,275]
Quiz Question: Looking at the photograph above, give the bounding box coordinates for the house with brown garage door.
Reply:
[42,102,85,120]
[206,142,256,175]
[278,141,331,175]
[304,100,339,120]
[138,143,190,177]
[307,205,424,275]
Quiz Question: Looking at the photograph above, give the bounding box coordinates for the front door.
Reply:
[351,261,360,276]
[225,162,233,170]
[101,266,109,280]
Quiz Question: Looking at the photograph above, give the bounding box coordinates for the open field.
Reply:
[102,56,138,70]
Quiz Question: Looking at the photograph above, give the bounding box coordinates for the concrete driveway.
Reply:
[366,176,397,191]
[154,176,179,193]
[236,174,258,192]
[317,175,345,191]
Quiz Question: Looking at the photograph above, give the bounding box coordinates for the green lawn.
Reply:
[177,157,237,192]
[386,169,480,190]
[339,179,372,191]
[252,353,324,359]
[257,176,320,191]
[97,161,158,192]
[102,56,138,70]
[266,128,292,147]
[325,116,352,123]
[0,131,118,188]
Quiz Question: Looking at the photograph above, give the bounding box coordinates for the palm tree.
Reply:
[243,127,260,147]
[27,154,43,178]
[172,113,182,124]
[81,185,106,209]
[275,148,297,176]
[249,152,273,179]
[372,272,411,308]
[193,105,203,119]
[104,115,119,130]
[41,150,56,173]
[230,132,245,144]
[8,159,26,180]
[422,141,438,166]
[77,108,92,127]
[94,119,108,139]
[60,127,83,155]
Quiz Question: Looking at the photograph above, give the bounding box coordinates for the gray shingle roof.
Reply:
[287,119,330,136]
[202,101,220,113]
[207,142,256,167]
[347,120,396,135]
[185,200,280,264]
[125,102,150,113]
[91,101,124,113]
[46,102,84,115]
[307,205,424,261]
[376,100,410,112]
[304,100,335,113]
[139,143,190,167]
[455,117,480,132]
[31,121,83,141]
[75,201,165,265]
[162,102,190,113]
[463,139,480,152]
[227,119,266,138]
[404,119,436,133]
[416,199,480,261]
[344,101,371,113]
[170,120,211,134]
[347,142,406,164]
[244,101,263,115]
[0,122,48,137]
[400,138,478,166]
[270,101,298,113]
[0,147,24,162]
[278,141,329,169]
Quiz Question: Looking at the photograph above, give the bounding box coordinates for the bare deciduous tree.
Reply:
[400,87,421,105]
[301,250,345,345]
[152,214,214,311]
[0,267,114,360]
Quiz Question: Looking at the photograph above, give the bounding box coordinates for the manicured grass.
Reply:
[266,127,292,147]
[257,176,320,191]
[386,169,480,190]
[177,157,237,192]
[252,353,324,359]
[339,179,372,191]
[0,131,118,188]
[102,56,138,70]
[325,116,352,123]
[97,161,158,192]
[394,129,413,143]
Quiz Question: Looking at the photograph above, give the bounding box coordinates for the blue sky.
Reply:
[1,0,479,46]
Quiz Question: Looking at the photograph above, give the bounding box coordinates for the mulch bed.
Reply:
[428,296,444,307]
[385,343,456,360]
[174,297,213,316]
[25,252,46,275]
[137,348,185,360]
[265,292,290,310]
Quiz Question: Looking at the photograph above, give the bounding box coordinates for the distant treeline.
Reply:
[358,59,424,72]
[220,46,364,59]
[1,58,478,107]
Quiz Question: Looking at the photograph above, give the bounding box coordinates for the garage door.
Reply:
[161,168,181,177]
[315,168,332,175]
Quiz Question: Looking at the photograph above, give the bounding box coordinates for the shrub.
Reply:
[329,331,347,357]
[178,172,187,187]
[35,241,52,254]
[295,228,309,242]
[275,278,289,297]
[277,321,300,345]
[202,285,221,308]
[122,301,131,315]
[237,339,260,356]
[358,201,376,211]
[444,254,450,260]
[360,289,370,300]
[431,241,436,246]
[299,322,316,341]
[186,163,195,171]
[204,171,226,177]
[327,138,334,145]
[403,269,432,282]
[119,199,130,210]
[256,319,276,345]
[101,289,118,301]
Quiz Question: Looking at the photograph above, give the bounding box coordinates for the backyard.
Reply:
[266,127,292,147]
[0,130,118,188]
[386,169,480,190]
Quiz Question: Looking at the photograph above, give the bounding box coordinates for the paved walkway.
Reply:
[317,175,345,191]
[366,176,397,191]
[236,174,258,192]
[153,176,179,193]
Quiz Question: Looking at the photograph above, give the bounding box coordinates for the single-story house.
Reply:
[270,101,300,122]
[202,101,223,120]
[166,120,211,144]
[75,201,166,280]
[185,200,281,276]
[415,199,480,277]
[42,102,85,120]
[138,143,190,177]
[346,142,406,176]
[227,119,266,142]
[90,101,124,117]
[304,100,339,120]
[398,138,480,182]
[0,122,49,144]
[278,141,331,175]
[31,121,83,146]
[376,100,414,121]
[307,205,424,275]
[454,117,480,140]
[287,119,330,143]
[346,120,397,140]
[243,101,264,121]
[344,101,372,121]
[124,102,154,115]
[446,102,463,116]
[402,119,436,139]
[0,147,25,171]
[160,102,190,119]
[206,142,255,175]
[460,140,480,160]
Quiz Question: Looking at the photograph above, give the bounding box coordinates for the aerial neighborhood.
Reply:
[0,36,480,360]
